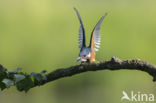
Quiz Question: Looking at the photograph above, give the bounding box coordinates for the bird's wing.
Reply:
[89,13,107,51]
[74,8,86,48]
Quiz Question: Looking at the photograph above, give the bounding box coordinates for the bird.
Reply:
[74,8,107,63]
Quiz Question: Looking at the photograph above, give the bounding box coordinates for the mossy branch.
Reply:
[0,56,156,92]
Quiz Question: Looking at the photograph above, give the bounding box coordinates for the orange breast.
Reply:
[89,33,96,63]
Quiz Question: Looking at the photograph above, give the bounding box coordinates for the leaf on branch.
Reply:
[0,64,6,72]
[0,82,6,90]
[30,72,47,85]
[0,72,7,90]
[16,76,34,92]
[2,79,14,88]
[14,74,25,83]
[7,68,22,74]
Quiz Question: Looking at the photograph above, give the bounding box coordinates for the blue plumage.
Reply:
[74,8,107,62]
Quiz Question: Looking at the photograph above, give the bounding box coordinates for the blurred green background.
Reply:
[0,0,156,103]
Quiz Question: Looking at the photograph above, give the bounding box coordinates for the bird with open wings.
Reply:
[74,8,107,63]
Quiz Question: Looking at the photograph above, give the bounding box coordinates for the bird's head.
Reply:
[76,47,91,62]
[76,53,91,62]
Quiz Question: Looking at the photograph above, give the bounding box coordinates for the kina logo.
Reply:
[121,91,154,102]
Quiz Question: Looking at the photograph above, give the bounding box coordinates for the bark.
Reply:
[34,56,156,87]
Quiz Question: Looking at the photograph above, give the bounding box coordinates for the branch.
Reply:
[36,56,156,86]
[0,56,156,92]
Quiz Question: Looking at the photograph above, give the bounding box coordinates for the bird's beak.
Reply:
[75,56,88,62]
[75,57,81,62]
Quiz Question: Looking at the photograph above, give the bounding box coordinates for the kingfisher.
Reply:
[74,8,107,63]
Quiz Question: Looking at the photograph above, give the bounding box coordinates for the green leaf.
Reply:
[35,74,43,82]
[7,68,22,74]
[0,72,7,81]
[0,64,6,72]
[2,79,14,88]
[0,82,6,90]
[14,74,25,83]
[30,72,46,85]
[7,69,17,74]
[0,72,7,90]
[0,65,47,92]
[16,76,34,92]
